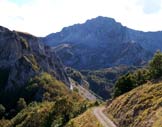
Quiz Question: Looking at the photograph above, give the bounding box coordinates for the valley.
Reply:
[0,16,162,127]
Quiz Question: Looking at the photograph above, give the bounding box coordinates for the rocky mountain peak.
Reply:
[43,16,157,70]
[85,16,116,25]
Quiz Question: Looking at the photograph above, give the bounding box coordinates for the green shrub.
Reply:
[20,37,29,49]
[23,55,39,71]
[149,51,162,79]
[113,68,150,98]
[17,98,27,111]
[113,73,136,98]
[73,87,79,93]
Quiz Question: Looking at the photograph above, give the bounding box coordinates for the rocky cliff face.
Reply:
[43,16,159,70]
[0,26,69,93]
[52,42,152,70]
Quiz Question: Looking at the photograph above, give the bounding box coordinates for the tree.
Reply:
[149,51,162,78]
[113,73,136,98]
[17,98,27,111]
[0,104,5,117]
[51,97,73,126]
[134,69,150,85]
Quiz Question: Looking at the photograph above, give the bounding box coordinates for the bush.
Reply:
[113,73,136,98]
[17,98,27,111]
[149,51,162,79]
[134,69,150,85]
[73,87,79,93]
[113,68,150,98]
[20,37,29,49]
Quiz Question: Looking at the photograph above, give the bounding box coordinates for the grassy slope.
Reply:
[105,81,162,127]
[3,102,54,127]
[66,109,103,127]
[0,73,92,127]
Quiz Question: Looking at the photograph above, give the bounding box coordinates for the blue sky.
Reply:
[137,0,161,14]
[0,0,162,36]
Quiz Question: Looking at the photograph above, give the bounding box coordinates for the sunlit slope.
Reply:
[105,82,162,127]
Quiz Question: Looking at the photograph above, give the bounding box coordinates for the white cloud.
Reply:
[0,0,162,36]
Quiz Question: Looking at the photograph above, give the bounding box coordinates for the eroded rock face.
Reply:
[0,26,69,92]
[51,42,152,70]
[43,16,162,70]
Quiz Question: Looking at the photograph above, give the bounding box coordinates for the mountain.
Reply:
[0,26,98,127]
[51,41,152,70]
[43,16,162,70]
[0,26,69,108]
[105,81,162,127]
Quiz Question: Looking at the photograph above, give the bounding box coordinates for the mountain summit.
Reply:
[44,16,123,47]
[43,16,161,69]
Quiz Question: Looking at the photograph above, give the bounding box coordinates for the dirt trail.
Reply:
[93,107,116,127]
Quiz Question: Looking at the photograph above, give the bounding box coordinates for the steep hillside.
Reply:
[43,16,160,70]
[0,26,84,126]
[81,66,136,99]
[0,26,69,108]
[0,26,97,127]
[66,66,136,100]
[1,73,91,127]
[105,82,162,127]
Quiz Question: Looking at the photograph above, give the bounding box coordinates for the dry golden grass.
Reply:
[66,109,103,127]
[105,82,162,127]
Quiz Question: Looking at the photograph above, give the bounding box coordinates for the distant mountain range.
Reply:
[43,16,162,70]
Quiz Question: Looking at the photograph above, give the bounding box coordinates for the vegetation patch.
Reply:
[113,51,162,98]
[105,82,162,127]
[0,73,96,127]
[20,37,29,49]
[23,54,40,71]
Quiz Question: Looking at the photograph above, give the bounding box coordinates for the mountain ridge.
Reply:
[43,16,162,70]
[44,16,162,51]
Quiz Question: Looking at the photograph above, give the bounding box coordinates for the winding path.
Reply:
[93,107,117,127]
